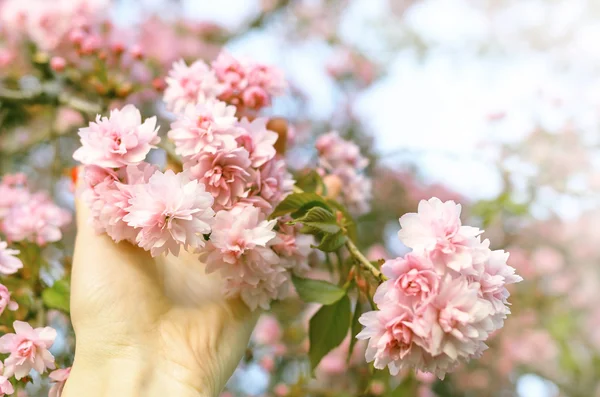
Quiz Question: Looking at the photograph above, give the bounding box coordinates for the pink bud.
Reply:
[68,29,85,45]
[110,41,126,55]
[259,356,275,372]
[273,383,289,396]
[130,44,144,60]
[242,86,270,110]
[50,57,66,72]
[80,35,101,55]
[369,381,386,395]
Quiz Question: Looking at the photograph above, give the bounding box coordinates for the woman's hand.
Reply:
[62,192,259,397]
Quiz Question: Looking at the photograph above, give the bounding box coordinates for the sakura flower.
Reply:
[241,86,270,110]
[0,241,23,275]
[186,147,252,210]
[375,253,439,306]
[336,167,372,216]
[212,52,286,113]
[0,321,57,379]
[0,363,13,397]
[49,367,71,397]
[123,170,215,257]
[2,194,71,246]
[472,249,522,327]
[236,117,278,167]
[204,205,286,310]
[73,105,160,168]
[245,157,294,211]
[424,276,494,375]
[0,283,18,315]
[168,99,238,158]
[211,52,248,100]
[271,219,313,275]
[81,163,158,243]
[0,180,29,218]
[164,59,223,113]
[357,296,427,376]
[397,198,484,272]
[246,62,287,97]
[316,131,369,171]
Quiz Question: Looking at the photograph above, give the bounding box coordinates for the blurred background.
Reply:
[1,0,600,396]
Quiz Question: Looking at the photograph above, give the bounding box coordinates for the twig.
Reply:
[345,239,386,283]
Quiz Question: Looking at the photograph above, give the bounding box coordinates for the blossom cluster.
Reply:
[164,52,287,115]
[0,174,71,246]
[76,54,311,310]
[357,198,522,378]
[0,0,107,51]
[315,131,372,216]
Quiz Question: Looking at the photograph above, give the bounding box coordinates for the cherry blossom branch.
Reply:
[345,238,386,283]
[0,85,102,114]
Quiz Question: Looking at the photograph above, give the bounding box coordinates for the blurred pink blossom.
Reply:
[0,321,56,379]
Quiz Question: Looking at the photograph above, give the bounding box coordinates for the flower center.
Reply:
[17,340,34,358]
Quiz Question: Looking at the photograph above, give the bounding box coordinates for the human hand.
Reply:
[62,185,259,397]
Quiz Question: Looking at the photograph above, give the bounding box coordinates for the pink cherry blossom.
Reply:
[164,59,223,113]
[236,118,278,167]
[49,367,71,397]
[472,249,522,327]
[241,86,270,110]
[2,193,71,246]
[204,205,286,310]
[316,131,369,171]
[0,241,23,275]
[376,253,439,306]
[0,283,18,316]
[81,163,158,243]
[271,219,313,275]
[397,198,484,272]
[0,321,57,380]
[185,147,252,210]
[245,157,295,211]
[253,315,283,345]
[73,105,160,168]
[0,362,13,397]
[168,99,238,158]
[357,296,427,375]
[0,179,29,218]
[212,52,286,113]
[211,52,247,100]
[123,170,215,257]
[336,167,372,216]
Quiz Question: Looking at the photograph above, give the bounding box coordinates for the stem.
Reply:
[345,239,386,283]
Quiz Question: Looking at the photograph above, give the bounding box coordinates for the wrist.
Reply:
[62,346,213,397]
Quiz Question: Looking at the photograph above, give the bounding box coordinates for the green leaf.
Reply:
[348,293,366,362]
[292,206,340,234]
[295,170,325,194]
[291,201,333,220]
[292,275,347,305]
[270,192,330,219]
[42,279,70,313]
[308,295,351,369]
[315,231,347,252]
